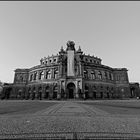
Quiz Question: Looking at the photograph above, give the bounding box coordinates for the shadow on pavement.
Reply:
[0,131,140,139]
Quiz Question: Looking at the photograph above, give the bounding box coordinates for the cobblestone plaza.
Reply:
[0,100,140,139]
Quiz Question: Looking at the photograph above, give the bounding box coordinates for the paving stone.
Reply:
[0,100,140,139]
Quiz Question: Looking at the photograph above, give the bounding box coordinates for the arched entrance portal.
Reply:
[67,83,75,99]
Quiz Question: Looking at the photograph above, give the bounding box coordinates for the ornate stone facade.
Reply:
[129,82,140,98]
[2,41,131,100]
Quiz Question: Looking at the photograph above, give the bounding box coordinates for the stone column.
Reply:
[43,70,46,80]
[42,85,46,99]
[57,92,61,100]
[80,63,84,77]
[49,84,53,99]
[37,71,39,81]
[51,68,54,79]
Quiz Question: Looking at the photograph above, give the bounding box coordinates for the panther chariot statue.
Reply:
[66,40,75,51]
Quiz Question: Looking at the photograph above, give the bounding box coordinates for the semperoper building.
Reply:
[3,41,131,100]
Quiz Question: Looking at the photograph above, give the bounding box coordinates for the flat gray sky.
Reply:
[0,1,140,83]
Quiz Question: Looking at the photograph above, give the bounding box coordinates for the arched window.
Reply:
[106,87,110,98]
[110,87,114,98]
[107,87,109,91]
[93,86,97,90]
[85,85,89,91]
[38,87,42,100]
[46,70,51,79]
[39,87,41,91]
[53,85,58,99]
[34,72,37,80]
[28,87,32,99]
[33,87,36,94]
[98,71,102,80]
[30,74,33,81]
[100,86,103,90]
[104,71,108,80]
[17,89,22,98]
[84,70,88,79]
[54,70,58,79]
[31,87,36,100]
[91,70,95,79]
[109,73,112,80]
[39,71,44,80]
[85,84,89,99]
[44,86,49,99]
[116,75,120,81]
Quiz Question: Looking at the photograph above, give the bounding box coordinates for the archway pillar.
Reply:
[57,92,61,99]
[75,92,79,99]
[42,84,46,99]
[59,80,66,99]
[49,84,53,99]
[57,82,61,99]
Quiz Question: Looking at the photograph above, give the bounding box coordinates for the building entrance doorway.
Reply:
[67,82,75,99]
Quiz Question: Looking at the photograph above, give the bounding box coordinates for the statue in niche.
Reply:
[58,55,64,63]
[20,75,23,82]
[79,55,83,61]
[15,74,23,82]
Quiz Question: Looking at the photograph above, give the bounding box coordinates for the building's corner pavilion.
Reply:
[2,41,131,100]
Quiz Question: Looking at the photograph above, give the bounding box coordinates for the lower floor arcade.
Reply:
[1,81,131,100]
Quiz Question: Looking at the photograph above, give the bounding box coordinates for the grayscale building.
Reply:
[2,41,131,100]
